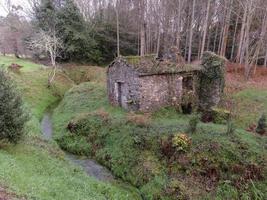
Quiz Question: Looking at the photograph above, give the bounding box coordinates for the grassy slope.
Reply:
[233,88,267,128]
[0,56,42,72]
[53,71,267,200]
[0,56,140,200]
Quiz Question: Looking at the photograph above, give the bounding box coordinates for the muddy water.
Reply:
[40,110,114,182]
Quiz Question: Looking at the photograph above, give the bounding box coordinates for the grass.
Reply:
[0,56,43,72]
[0,56,141,200]
[232,88,267,128]
[53,80,267,199]
[0,142,140,200]
[61,65,106,85]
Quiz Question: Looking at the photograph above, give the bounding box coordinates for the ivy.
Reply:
[198,52,226,111]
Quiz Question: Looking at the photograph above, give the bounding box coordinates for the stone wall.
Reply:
[198,52,226,111]
[107,59,140,111]
[139,74,183,111]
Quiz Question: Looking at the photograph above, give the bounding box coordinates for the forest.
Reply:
[0,0,266,200]
[0,0,267,77]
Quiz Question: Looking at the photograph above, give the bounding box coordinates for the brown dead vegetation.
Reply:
[126,113,151,127]
[226,63,267,91]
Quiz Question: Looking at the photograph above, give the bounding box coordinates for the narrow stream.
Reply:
[41,111,114,182]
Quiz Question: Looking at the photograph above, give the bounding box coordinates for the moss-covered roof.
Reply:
[114,55,203,76]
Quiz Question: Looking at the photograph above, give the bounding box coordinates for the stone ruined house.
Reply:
[107,51,225,112]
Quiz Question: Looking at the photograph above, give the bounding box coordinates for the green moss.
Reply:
[198,52,226,111]
[118,55,202,75]
[211,107,231,124]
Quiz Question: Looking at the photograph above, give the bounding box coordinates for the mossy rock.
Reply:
[211,107,230,124]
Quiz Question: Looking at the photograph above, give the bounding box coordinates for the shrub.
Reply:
[256,114,266,135]
[187,114,199,133]
[0,69,28,143]
[172,133,191,153]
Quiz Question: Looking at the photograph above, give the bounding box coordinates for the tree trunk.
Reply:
[156,24,161,58]
[176,0,181,50]
[230,9,240,61]
[213,24,219,52]
[116,0,120,57]
[264,49,267,67]
[220,0,233,57]
[201,0,211,57]
[188,0,195,62]
[140,0,146,56]
[236,4,248,63]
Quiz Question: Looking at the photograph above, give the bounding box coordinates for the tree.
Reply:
[188,0,195,62]
[0,2,32,58]
[200,0,211,58]
[139,0,146,56]
[33,0,57,32]
[116,0,120,57]
[0,69,28,143]
[30,30,63,86]
[56,0,100,62]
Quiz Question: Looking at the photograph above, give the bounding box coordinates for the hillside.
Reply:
[53,64,267,199]
[0,56,141,200]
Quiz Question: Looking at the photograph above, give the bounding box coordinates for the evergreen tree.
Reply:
[0,69,28,143]
[56,0,101,63]
[33,0,57,32]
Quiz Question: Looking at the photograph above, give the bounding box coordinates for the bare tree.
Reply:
[200,0,211,58]
[187,0,195,62]
[139,0,146,56]
[30,31,63,86]
[116,0,120,57]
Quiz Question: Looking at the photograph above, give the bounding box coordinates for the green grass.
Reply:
[0,56,141,199]
[53,81,267,199]
[0,141,140,200]
[0,56,43,72]
[232,88,267,128]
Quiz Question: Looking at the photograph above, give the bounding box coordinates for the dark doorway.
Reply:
[117,82,123,106]
[182,103,193,114]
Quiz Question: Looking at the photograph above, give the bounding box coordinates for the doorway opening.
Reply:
[116,82,123,106]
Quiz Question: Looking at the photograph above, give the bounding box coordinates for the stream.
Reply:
[40,111,114,182]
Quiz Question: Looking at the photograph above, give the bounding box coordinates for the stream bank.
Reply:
[41,109,115,182]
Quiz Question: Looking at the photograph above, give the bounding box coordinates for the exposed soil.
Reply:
[0,186,25,200]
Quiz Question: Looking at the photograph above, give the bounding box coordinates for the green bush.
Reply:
[256,114,266,135]
[0,69,28,143]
